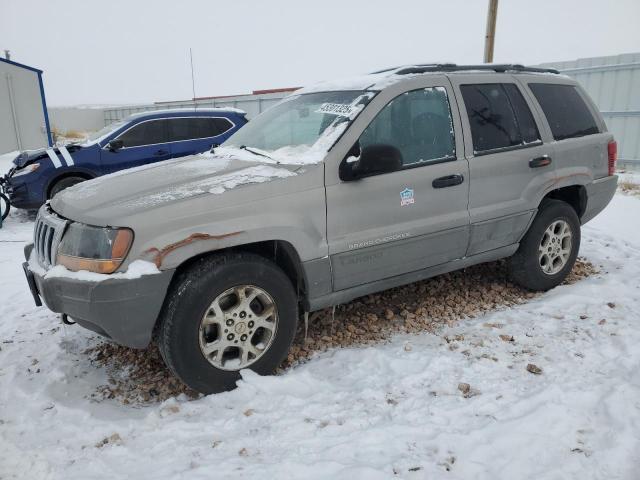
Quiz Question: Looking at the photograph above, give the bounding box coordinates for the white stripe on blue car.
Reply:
[58,146,75,166]
[45,148,62,168]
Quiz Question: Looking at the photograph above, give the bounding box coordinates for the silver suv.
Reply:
[23,64,618,393]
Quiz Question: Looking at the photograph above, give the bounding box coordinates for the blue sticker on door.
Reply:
[400,188,414,206]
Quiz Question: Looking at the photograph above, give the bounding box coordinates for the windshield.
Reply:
[221,90,374,165]
[85,119,127,143]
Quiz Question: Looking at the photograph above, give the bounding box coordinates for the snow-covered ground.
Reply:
[0,193,639,479]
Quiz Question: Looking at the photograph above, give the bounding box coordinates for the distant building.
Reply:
[0,57,52,154]
[101,87,300,125]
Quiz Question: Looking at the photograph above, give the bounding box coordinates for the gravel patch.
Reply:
[85,258,597,404]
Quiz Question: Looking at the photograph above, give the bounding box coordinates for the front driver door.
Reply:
[100,119,171,174]
[325,78,470,291]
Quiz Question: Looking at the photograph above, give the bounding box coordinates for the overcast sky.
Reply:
[2,0,639,106]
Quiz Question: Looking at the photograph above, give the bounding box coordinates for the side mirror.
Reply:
[340,144,403,181]
[107,139,124,152]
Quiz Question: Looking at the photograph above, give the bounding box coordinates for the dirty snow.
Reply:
[29,257,161,282]
[215,120,348,166]
[0,193,639,479]
[0,150,20,173]
[296,70,393,94]
[124,164,296,208]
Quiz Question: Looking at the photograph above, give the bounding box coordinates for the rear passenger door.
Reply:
[167,117,236,158]
[450,75,556,256]
[100,119,171,174]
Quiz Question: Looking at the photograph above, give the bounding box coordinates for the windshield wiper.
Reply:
[240,145,273,161]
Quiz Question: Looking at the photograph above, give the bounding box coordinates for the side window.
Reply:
[168,118,235,142]
[460,83,540,154]
[358,87,456,168]
[117,120,167,147]
[503,84,540,143]
[213,118,234,135]
[529,83,599,140]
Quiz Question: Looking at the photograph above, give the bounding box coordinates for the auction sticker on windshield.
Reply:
[316,103,355,117]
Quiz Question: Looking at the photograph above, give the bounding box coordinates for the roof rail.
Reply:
[391,63,560,75]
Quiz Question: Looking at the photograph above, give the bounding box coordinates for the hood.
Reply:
[51,153,302,224]
[13,144,84,168]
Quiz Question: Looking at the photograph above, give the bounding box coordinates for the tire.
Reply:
[49,176,86,199]
[157,252,298,394]
[508,199,581,291]
[0,192,9,220]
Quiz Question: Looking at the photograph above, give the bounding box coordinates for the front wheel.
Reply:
[508,199,581,291]
[0,192,10,220]
[157,252,298,394]
[49,176,86,199]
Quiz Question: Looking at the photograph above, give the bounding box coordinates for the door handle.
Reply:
[154,149,169,156]
[432,174,464,189]
[529,156,552,168]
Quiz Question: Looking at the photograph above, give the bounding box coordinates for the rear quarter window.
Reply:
[168,117,235,142]
[529,83,600,141]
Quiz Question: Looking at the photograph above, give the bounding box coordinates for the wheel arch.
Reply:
[46,169,96,199]
[172,240,308,302]
[540,184,587,219]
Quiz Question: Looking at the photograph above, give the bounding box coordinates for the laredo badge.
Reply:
[400,188,414,206]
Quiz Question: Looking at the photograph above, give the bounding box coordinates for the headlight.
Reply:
[12,163,40,178]
[56,223,134,274]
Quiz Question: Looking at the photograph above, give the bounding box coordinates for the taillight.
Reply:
[607,140,617,176]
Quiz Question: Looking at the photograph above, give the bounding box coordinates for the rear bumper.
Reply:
[24,244,174,349]
[582,175,618,224]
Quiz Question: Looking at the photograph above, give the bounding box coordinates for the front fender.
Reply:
[125,187,328,271]
[137,210,327,270]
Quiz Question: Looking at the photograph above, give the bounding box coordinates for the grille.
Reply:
[33,206,68,269]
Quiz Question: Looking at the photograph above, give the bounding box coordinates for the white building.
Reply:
[0,57,52,154]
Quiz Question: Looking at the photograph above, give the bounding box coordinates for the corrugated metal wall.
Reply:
[539,53,640,168]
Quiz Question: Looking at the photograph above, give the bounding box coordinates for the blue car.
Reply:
[5,108,247,210]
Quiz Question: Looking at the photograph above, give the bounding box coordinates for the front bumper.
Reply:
[7,179,43,210]
[23,244,175,349]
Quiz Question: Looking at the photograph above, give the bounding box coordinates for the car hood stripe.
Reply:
[58,146,75,166]
[45,148,62,168]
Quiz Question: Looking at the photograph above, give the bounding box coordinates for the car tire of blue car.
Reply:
[1,192,10,220]
[49,176,86,199]
[156,252,298,394]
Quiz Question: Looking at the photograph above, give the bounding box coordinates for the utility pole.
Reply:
[483,0,499,63]
[189,48,197,107]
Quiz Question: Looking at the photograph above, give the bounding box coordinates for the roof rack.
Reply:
[392,63,560,75]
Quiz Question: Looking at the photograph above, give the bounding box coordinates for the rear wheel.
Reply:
[49,176,86,199]
[157,252,298,394]
[508,199,580,291]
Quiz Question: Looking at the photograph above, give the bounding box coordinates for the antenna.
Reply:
[190,48,197,110]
